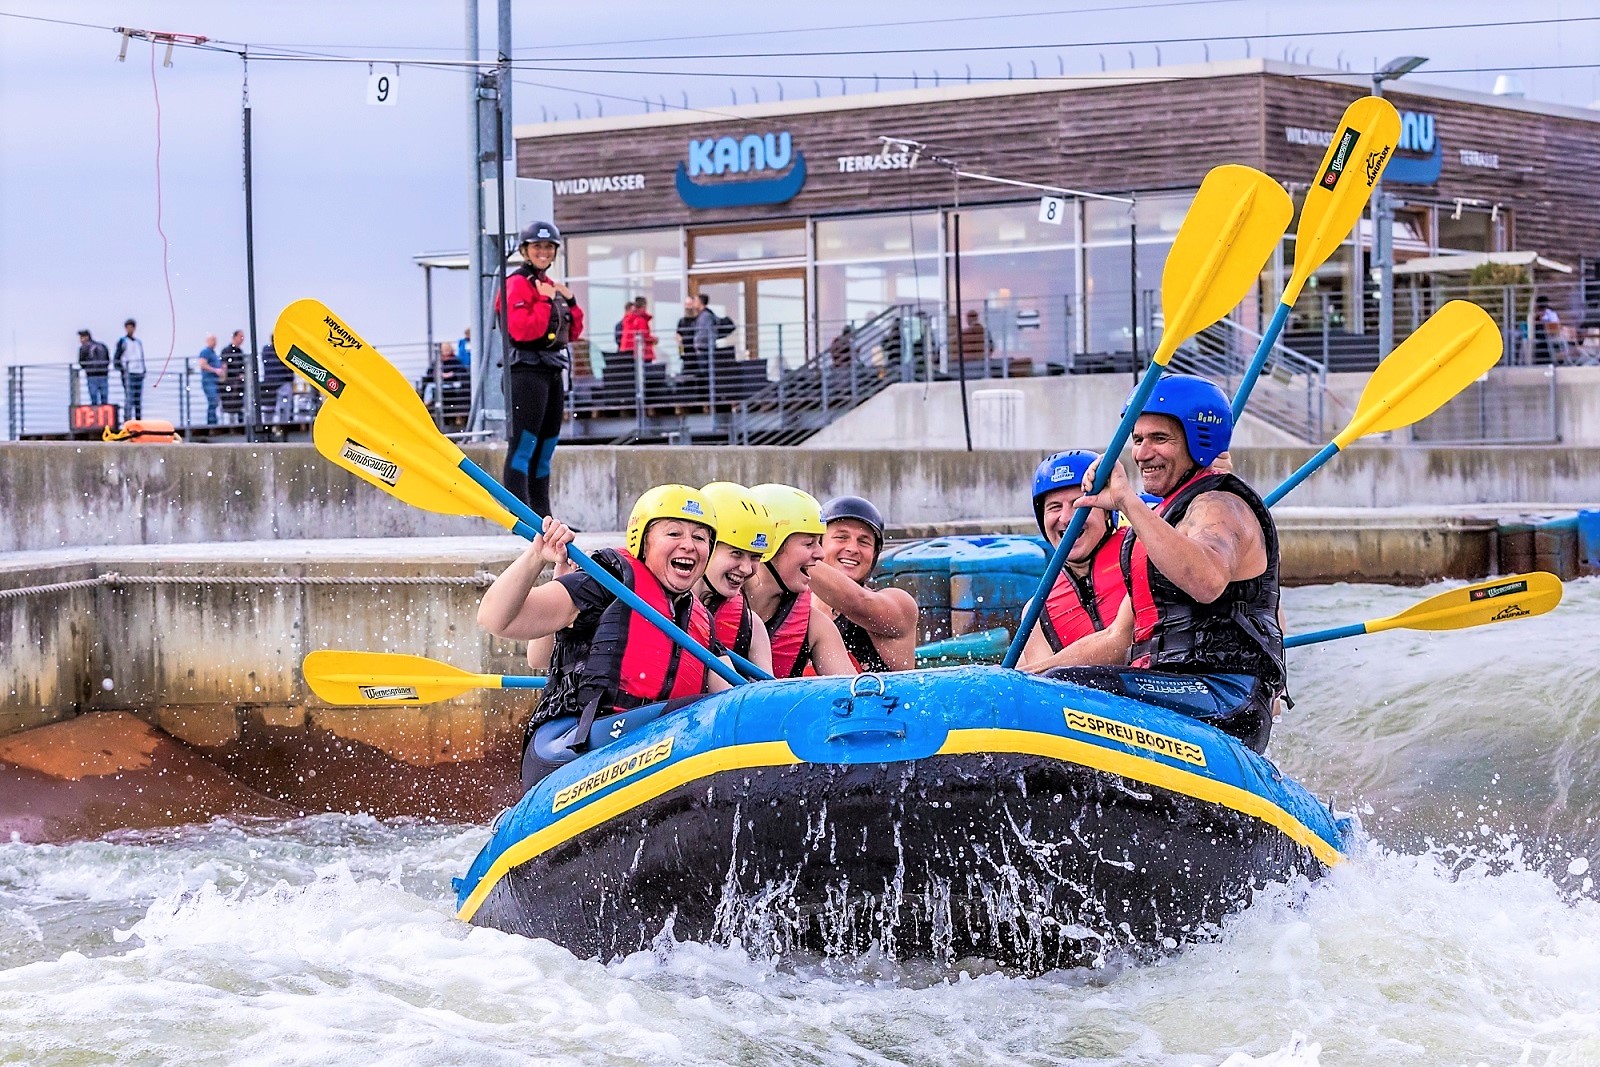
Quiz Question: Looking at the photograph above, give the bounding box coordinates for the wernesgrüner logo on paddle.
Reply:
[359,685,419,701]
[1066,709,1207,767]
[1471,579,1529,601]
[286,345,345,397]
[339,438,401,486]
[1318,126,1359,190]
[323,315,364,350]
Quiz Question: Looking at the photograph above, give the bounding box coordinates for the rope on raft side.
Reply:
[0,572,499,600]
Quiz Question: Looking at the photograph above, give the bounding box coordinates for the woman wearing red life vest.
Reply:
[1018,450,1128,672]
[693,482,776,678]
[741,484,856,678]
[477,485,722,790]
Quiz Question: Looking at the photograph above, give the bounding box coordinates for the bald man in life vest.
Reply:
[1039,374,1286,753]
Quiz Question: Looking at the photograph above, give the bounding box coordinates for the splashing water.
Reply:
[2,581,1598,1065]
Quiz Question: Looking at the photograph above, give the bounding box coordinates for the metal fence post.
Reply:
[633,336,646,436]
[6,366,18,440]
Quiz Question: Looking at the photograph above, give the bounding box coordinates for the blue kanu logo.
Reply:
[675,131,808,209]
[1386,110,1443,185]
[750,533,769,550]
[681,499,705,516]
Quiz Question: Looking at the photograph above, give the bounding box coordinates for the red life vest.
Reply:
[1039,527,1128,652]
[710,591,753,659]
[579,551,714,713]
[764,588,814,678]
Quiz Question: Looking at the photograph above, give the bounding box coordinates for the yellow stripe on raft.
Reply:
[456,740,799,922]
[940,728,1344,868]
[455,727,1343,923]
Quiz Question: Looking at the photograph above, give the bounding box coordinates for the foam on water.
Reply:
[2,581,1598,1065]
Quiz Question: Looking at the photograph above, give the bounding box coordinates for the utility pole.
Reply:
[1372,56,1427,360]
[465,0,485,421]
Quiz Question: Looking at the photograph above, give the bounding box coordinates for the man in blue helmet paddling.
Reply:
[1018,451,1129,673]
[1041,374,1285,753]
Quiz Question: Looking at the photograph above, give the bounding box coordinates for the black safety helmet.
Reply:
[821,495,886,569]
[518,221,562,248]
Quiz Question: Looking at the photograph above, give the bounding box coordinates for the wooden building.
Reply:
[515,59,1600,374]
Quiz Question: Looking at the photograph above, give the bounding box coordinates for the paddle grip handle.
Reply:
[500,675,549,689]
[1284,622,1366,649]
[1230,302,1291,421]
[459,460,750,689]
[1001,364,1165,669]
[1264,441,1339,508]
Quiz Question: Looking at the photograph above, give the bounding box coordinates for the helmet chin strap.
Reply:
[763,559,795,596]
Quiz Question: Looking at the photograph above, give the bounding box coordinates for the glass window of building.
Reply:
[945,202,1078,374]
[815,212,940,342]
[1083,195,1192,357]
[563,228,684,378]
[690,224,806,266]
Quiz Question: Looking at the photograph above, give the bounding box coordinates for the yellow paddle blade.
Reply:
[274,298,440,441]
[1151,164,1293,366]
[1335,300,1501,447]
[1368,572,1563,635]
[304,650,500,706]
[310,397,511,524]
[1283,96,1401,306]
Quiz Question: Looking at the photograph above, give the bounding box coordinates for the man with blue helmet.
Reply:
[1042,373,1285,753]
[1018,450,1129,672]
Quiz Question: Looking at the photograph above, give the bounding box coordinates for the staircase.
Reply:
[729,306,928,446]
[1170,317,1336,444]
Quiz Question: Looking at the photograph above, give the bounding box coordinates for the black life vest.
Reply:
[1039,527,1127,653]
[1120,470,1286,693]
[836,615,890,673]
[506,264,573,369]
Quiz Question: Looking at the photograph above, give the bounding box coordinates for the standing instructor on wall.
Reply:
[496,221,585,517]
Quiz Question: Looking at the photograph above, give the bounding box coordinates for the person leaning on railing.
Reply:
[76,329,111,407]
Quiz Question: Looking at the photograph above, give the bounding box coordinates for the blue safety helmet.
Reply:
[1030,450,1098,537]
[1129,373,1232,468]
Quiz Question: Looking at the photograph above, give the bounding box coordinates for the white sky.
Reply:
[2,0,1596,371]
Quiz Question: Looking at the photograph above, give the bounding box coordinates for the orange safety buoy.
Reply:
[102,419,182,444]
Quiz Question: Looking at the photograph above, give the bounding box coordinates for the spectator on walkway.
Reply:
[1534,296,1563,365]
[683,293,720,378]
[259,337,294,423]
[619,296,659,363]
[77,329,111,406]
[458,326,472,370]
[954,308,993,375]
[196,334,224,425]
[113,318,146,419]
[220,330,247,422]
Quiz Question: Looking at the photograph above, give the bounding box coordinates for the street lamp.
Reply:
[1372,56,1427,360]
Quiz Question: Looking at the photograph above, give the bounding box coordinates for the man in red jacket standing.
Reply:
[496,221,585,516]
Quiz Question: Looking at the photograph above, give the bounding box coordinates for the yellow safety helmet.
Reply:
[699,482,777,560]
[624,484,718,557]
[748,484,825,550]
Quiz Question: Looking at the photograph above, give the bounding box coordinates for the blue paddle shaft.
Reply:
[1284,622,1367,648]
[1264,441,1340,507]
[1002,363,1167,669]
[1230,302,1292,421]
[499,675,549,689]
[459,460,752,688]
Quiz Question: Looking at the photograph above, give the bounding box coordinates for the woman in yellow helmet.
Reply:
[694,482,777,677]
[742,484,855,677]
[478,486,723,789]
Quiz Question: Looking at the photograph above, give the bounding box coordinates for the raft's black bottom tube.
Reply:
[471,754,1325,971]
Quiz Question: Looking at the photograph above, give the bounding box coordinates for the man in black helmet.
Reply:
[495,221,584,517]
[810,495,919,671]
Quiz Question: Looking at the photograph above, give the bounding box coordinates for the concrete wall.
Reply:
[1,441,1597,554]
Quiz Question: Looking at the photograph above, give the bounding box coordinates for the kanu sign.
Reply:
[675,130,808,209]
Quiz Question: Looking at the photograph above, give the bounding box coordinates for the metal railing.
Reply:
[1169,317,1334,443]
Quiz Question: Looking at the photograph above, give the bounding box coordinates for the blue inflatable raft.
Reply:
[454,666,1345,970]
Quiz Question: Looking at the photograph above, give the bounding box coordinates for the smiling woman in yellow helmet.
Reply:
[478,485,723,789]
[695,482,777,677]
[741,484,856,678]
